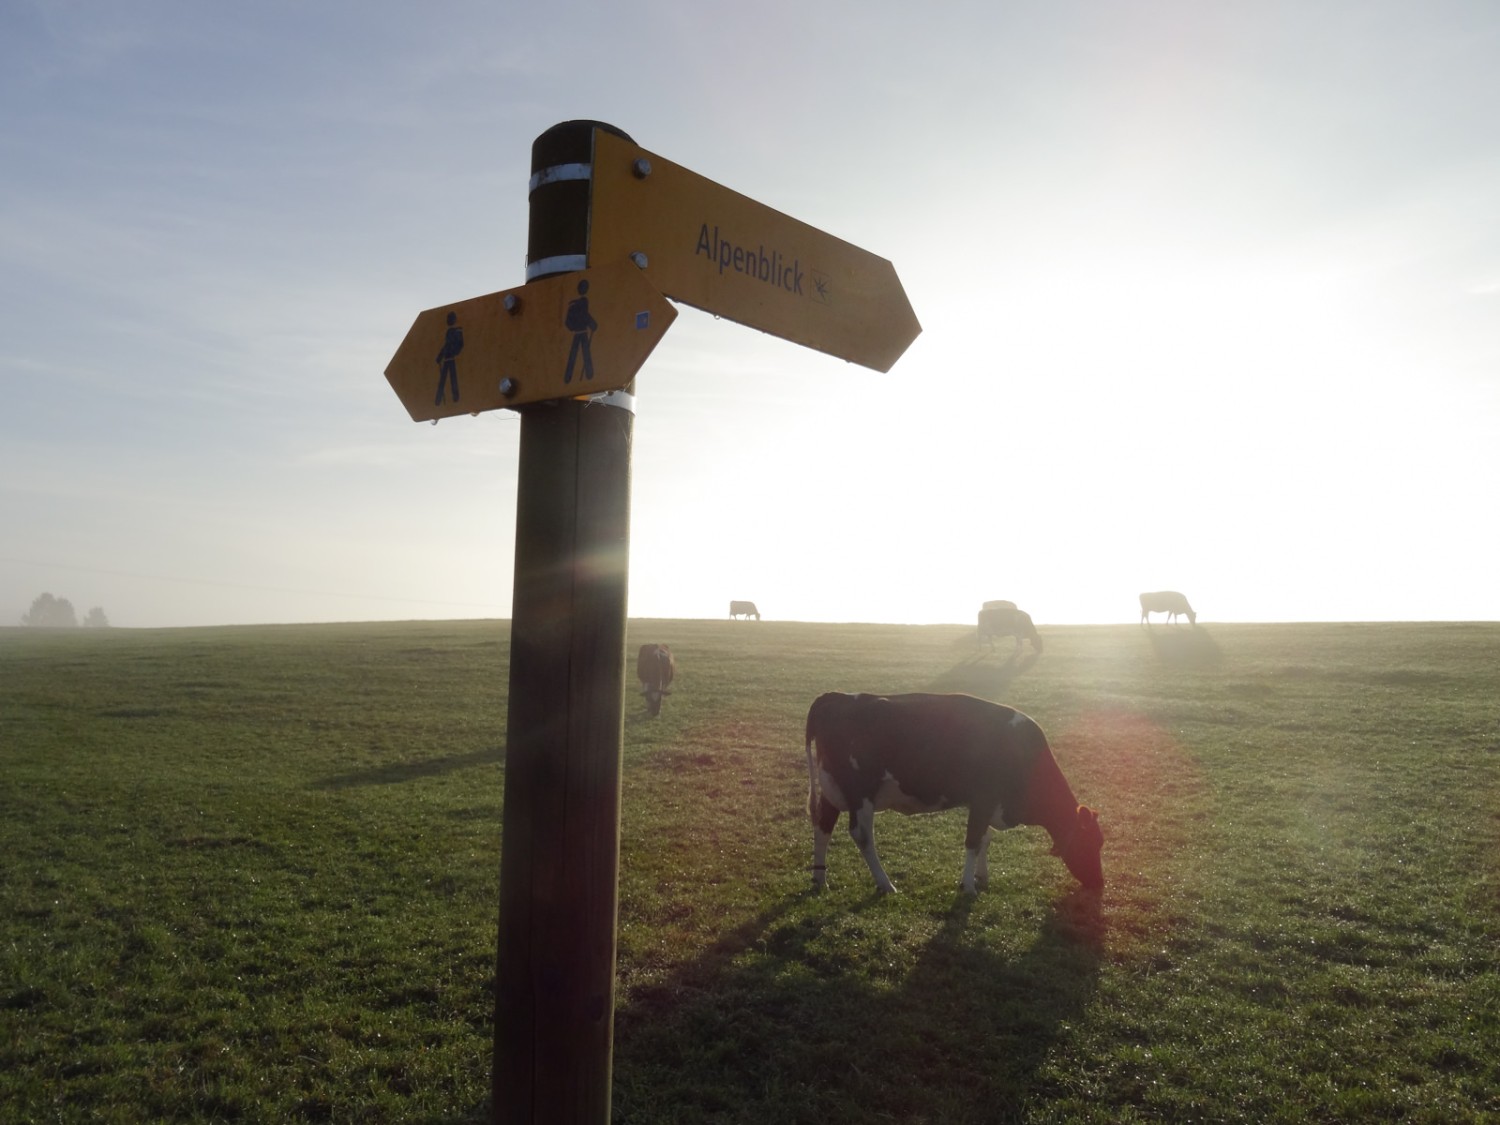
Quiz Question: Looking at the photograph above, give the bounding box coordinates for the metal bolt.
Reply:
[629,251,648,270]
[499,378,518,397]
[503,293,521,314]
[632,158,652,179]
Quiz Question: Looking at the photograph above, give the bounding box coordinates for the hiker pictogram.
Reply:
[435,311,464,404]
[564,280,597,383]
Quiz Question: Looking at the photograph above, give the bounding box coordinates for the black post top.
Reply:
[530,120,633,172]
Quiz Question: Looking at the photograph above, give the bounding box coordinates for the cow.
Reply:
[977,601,1043,655]
[729,600,760,620]
[804,692,1103,895]
[636,643,676,716]
[1139,591,1197,626]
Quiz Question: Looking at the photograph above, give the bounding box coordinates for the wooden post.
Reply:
[493,121,635,1124]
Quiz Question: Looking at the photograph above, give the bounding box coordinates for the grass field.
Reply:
[3,618,1498,1123]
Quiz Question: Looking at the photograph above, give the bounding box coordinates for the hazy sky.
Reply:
[3,0,1497,628]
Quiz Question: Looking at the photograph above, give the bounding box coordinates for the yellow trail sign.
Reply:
[384,260,677,421]
[588,129,921,373]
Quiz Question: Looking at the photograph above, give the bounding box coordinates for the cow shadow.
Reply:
[1145,626,1223,668]
[926,643,1040,699]
[611,888,1103,1123]
[311,746,504,790]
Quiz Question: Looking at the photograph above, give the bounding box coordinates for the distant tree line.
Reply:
[21,593,109,628]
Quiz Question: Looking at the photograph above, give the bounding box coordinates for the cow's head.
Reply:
[1052,805,1104,890]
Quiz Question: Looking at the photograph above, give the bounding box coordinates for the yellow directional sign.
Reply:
[384,261,677,420]
[588,129,920,372]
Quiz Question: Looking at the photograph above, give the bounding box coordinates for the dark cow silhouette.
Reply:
[728,600,760,620]
[1139,591,1197,626]
[636,643,676,716]
[805,692,1103,894]
[977,601,1042,655]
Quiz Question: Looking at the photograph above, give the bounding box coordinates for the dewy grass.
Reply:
[3,619,1499,1122]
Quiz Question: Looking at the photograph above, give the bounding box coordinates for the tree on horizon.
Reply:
[22,593,79,628]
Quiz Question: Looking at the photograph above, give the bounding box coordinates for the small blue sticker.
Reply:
[635,311,650,330]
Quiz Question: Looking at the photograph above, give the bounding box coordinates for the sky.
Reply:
[2,0,1497,629]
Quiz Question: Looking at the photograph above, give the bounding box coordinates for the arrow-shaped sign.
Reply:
[587,129,920,373]
[384,260,677,421]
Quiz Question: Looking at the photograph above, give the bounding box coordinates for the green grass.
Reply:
[3,619,1499,1122]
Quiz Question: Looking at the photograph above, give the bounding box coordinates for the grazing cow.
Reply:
[728,600,760,620]
[977,602,1043,655]
[636,643,676,716]
[1139,591,1197,626]
[805,692,1103,895]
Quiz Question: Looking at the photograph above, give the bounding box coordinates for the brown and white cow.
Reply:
[729,600,760,620]
[636,643,676,716]
[978,602,1043,655]
[805,692,1103,895]
[1139,591,1197,626]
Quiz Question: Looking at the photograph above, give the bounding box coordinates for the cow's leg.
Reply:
[961,829,996,891]
[810,797,840,891]
[978,807,1023,888]
[848,799,897,894]
[961,806,1000,894]
[976,827,994,886]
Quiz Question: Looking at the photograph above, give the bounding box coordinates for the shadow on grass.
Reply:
[1144,625,1223,668]
[311,747,504,790]
[612,888,1103,1124]
[926,645,1041,700]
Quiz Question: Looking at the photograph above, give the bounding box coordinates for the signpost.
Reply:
[588,128,921,372]
[385,260,677,419]
[383,120,918,1125]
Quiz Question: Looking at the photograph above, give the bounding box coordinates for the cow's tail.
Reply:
[804,697,825,825]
